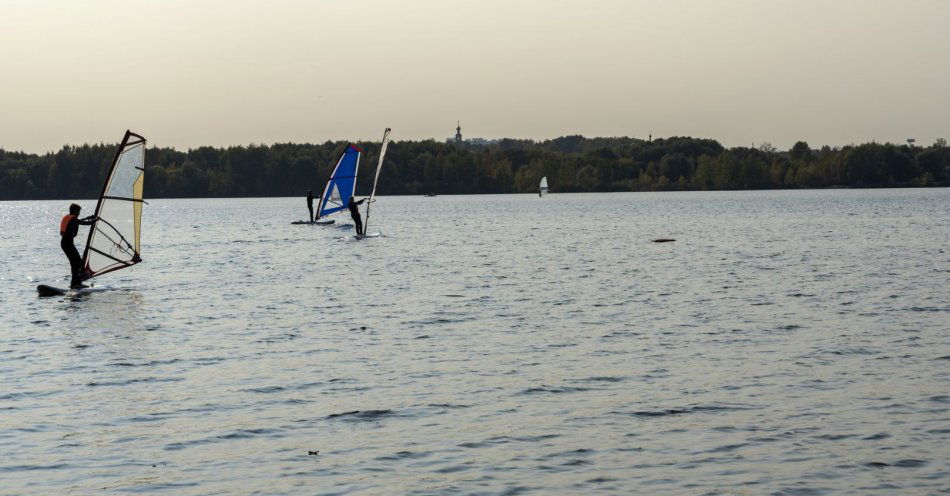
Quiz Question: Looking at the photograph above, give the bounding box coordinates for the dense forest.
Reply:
[0,135,947,200]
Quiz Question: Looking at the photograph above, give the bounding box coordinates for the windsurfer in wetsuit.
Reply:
[306,190,314,222]
[348,196,367,235]
[60,203,97,288]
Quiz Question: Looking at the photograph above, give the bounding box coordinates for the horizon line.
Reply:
[2,134,940,156]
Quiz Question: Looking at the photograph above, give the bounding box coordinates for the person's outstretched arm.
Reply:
[78,215,97,225]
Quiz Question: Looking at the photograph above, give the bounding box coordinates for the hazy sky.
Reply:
[2,0,948,152]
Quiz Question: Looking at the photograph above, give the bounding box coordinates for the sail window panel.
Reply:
[105,144,144,198]
[86,198,138,274]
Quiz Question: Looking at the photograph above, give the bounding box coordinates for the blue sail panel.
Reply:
[318,144,361,218]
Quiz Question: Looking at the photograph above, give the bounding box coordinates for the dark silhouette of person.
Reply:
[348,196,367,235]
[306,190,314,222]
[60,203,96,288]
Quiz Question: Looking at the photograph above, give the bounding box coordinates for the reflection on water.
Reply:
[1,189,948,495]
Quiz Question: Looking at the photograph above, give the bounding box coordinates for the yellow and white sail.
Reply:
[82,130,146,279]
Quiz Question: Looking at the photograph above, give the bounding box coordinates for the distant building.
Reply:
[446,122,499,147]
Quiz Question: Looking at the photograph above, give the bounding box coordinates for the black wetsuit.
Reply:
[348,198,367,235]
[306,192,315,222]
[60,215,94,288]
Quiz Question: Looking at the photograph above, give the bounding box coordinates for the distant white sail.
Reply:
[539,176,549,196]
[82,130,146,279]
[363,128,391,234]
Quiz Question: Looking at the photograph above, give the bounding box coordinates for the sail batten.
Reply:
[81,130,146,280]
[317,145,361,218]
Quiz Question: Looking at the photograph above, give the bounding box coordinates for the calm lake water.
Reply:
[1,189,948,495]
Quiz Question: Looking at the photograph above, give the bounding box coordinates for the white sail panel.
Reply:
[540,176,549,195]
[363,128,391,234]
[83,131,145,279]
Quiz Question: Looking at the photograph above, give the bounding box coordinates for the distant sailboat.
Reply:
[38,130,146,296]
[539,176,549,197]
[357,128,392,239]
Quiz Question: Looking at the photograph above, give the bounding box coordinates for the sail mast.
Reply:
[362,128,391,234]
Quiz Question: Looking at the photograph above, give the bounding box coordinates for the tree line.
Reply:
[1,136,947,200]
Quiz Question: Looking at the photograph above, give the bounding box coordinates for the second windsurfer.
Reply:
[347,196,367,235]
[306,190,314,222]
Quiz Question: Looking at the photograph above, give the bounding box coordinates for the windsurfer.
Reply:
[60,203,96,288]
[348,196,367,235]
[306,190,314,222]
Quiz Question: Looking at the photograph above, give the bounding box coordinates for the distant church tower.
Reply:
[454,121,463,143]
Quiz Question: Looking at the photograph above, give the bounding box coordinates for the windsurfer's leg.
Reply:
[308,205,314,222]
[69,261,82,287]
[63,243,83,288]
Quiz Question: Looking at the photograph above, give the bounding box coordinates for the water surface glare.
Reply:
[1,190,948,495]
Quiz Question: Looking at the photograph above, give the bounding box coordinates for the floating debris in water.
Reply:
[326,409,394,421]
